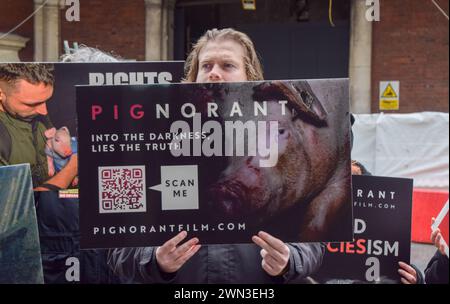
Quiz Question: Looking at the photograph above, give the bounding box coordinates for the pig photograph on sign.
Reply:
[0,62,184,190]
[76,78,353,248]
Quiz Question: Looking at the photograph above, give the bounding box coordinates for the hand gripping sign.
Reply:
[431,199,449,257]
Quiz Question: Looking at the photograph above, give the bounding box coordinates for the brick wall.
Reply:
[0,0,34,61]
[2,0,448,111]
[0,0,146,61]
[372,0,449,113]
[60,0,146,61]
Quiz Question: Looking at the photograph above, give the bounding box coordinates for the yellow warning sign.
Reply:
[381,83,398,98]
[379,81,400,111]
[380,99,399,110]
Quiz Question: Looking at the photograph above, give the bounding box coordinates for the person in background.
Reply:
[424,218,449,284]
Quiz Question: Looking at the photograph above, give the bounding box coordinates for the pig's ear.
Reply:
[44,127,56,139]
[273,81,328,127]
[61,126,70,135]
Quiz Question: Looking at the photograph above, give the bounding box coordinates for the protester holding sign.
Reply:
[424,218,449,284]
[107,28,325,284]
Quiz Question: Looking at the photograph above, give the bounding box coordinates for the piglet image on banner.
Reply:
[76,79,353,248]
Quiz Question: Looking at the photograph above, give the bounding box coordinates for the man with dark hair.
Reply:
[0,63,77,190]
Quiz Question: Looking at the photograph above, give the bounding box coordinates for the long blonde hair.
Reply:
[183,28,264,82]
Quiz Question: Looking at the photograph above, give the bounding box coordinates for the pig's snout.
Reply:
[62,146,73,157]
[209,158,262,217]
[54,144,72,158]
[209,181,245,216]
[230,157,261,186]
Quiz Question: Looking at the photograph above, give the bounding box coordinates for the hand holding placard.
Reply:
[155,231,201,273]
[430,227,447,257]
[430,200,449,257]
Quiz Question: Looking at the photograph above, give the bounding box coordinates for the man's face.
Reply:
[196,39,248,83]
[0,79,53,121]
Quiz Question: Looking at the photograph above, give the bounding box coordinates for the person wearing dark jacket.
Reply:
[424,219,449,284]
[425,251,448,284]
[107,28,325,284]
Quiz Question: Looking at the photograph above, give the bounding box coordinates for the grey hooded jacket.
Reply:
[107,242,325,284]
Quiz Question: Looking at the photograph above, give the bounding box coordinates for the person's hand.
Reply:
[40,154,78,190]
[252,231,290,276]
[155,231,201,273]
[398,261,418,284]
[431,217,446,255]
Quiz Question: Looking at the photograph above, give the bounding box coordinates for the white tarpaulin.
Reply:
[351,112,449,189]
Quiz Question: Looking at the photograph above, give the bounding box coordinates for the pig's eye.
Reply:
[276,128,289,144]
[278,128,289,138]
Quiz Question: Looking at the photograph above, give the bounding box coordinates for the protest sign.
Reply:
[76,79,353,248]
[316,175,413,284]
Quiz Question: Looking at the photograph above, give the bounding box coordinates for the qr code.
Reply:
[98,166,146,213]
